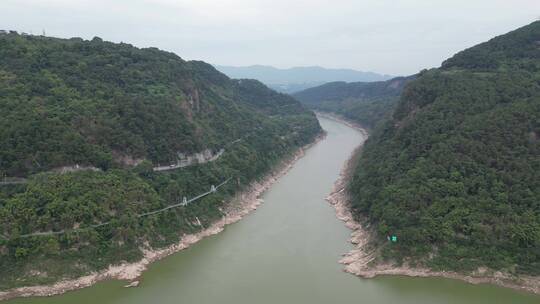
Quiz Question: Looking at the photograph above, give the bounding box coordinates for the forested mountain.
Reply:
[0,32,321,289]
[349,21,540,275]
[215,65,393,93]
[293,76,414,129]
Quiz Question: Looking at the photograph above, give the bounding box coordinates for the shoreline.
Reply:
[324,113,540,296]
[0,132,326,302]
[315,111,369,137]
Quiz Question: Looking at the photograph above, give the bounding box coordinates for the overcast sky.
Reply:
[1,0,539,75]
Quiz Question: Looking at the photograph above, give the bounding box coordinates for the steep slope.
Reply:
[215,65,393,93]
[0,35,319,177]
[0,32,321,289]
[349,21,540,276]
[294,76,414,129]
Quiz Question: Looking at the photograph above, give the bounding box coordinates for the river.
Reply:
[8,116,539,304]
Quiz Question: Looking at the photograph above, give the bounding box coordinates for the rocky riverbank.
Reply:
[0,133,326,302]
[324,114,540,296]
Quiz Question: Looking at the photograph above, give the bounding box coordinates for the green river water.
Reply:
[8,116,539,304]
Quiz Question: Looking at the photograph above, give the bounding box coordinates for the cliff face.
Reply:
[153,148,225,172]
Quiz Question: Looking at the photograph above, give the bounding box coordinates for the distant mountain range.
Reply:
[214,65,393,93]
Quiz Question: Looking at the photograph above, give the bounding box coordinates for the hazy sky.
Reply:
[1,0,539,75]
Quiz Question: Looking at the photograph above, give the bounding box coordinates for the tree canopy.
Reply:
[293,76,414,130]
[0,32,321,289]
[349,21,540,275]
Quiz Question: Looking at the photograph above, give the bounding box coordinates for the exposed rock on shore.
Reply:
[324,114,540,296]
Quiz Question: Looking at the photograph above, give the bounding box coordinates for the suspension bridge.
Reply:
[1,177,232,241]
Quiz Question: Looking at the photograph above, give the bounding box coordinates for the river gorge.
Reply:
[6,116,539,304]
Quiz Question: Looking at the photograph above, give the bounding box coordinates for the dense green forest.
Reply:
[0,32,321,289]
[293,76,414,129]
[349,21,540,275]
